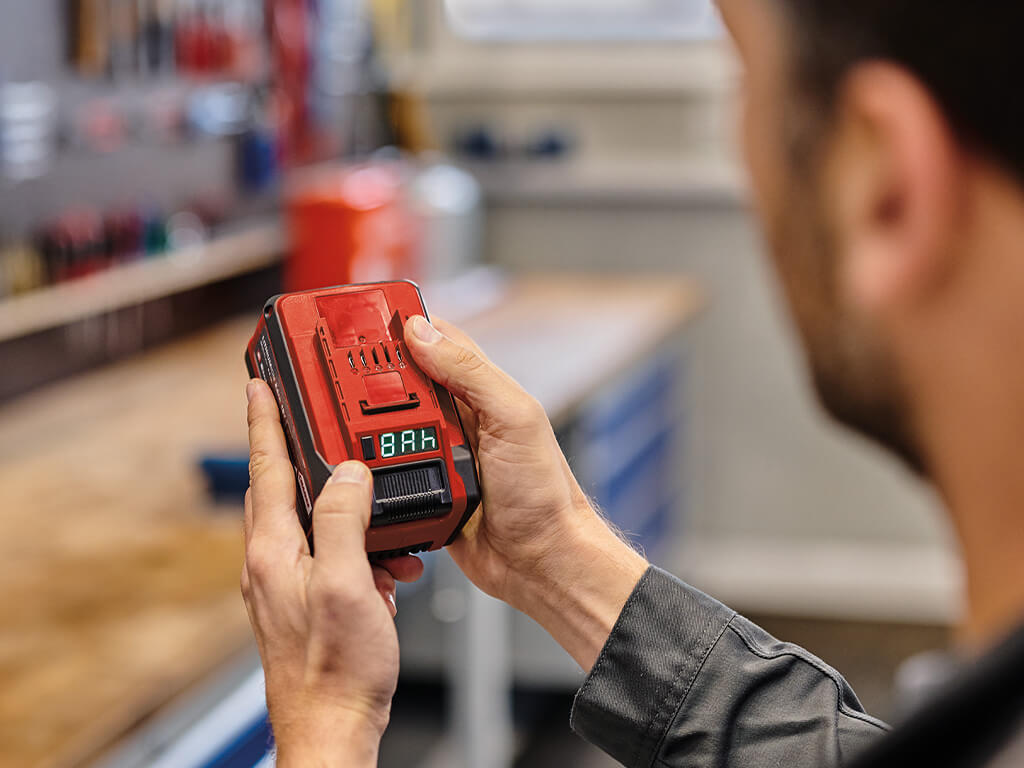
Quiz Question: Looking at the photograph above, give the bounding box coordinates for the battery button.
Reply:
[361,435,376,461]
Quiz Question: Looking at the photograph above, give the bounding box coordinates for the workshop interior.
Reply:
[1,2,954,767]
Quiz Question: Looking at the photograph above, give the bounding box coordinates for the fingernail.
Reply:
[329,461,369,485]
[246,380,259,403]
[410,315,442,344]
[387,592,397,617]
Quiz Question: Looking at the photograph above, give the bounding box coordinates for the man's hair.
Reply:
[777,2,1024,184]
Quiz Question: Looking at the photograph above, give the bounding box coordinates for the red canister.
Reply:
[285,164,418,293]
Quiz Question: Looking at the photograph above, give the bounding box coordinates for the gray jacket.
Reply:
[571,567,1024,768]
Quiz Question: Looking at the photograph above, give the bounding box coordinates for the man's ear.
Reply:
[825,62,964,315]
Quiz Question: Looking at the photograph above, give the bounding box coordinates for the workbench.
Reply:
[0,274,701,768]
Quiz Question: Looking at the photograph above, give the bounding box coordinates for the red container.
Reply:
[285,164,418,293]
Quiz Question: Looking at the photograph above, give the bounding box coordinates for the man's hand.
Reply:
[242,380,423,767]
[404,316,649,671]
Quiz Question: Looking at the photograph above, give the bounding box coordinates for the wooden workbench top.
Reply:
[0,274,700,768]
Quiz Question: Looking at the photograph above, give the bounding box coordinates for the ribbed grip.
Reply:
[371,461,451,527]
[376,466,436,499]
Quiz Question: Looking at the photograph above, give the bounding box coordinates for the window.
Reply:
[445,0,722,42]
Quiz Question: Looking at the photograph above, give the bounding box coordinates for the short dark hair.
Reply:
[777,2,1024,184]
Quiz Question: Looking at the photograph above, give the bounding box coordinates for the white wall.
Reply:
[396,0,950,552]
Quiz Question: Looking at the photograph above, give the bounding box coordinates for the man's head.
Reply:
[718,0,1024,473]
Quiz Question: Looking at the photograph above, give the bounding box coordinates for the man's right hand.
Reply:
[404,315,649,671]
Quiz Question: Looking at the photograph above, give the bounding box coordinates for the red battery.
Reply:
[246,280,481,559]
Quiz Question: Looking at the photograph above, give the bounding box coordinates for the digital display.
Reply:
[380,427,438,458]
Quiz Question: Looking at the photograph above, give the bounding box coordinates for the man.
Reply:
[240,0,1024,765]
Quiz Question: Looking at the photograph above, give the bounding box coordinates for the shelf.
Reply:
[0,220,285,344]
[675,538,964,626]
[389,44,737,99]
[468,159,747,207]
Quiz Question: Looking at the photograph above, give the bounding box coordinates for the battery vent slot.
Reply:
[371,460,452,527]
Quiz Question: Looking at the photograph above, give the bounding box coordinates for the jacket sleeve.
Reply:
[570,567,889,768]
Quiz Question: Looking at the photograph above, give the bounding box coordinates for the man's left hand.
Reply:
[243,379,423,767]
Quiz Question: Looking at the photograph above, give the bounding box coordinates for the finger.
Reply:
[431,317,490,361]
[419,321,481,447]
[372,565,398,618]
[411,318,491,445]
[404,316,539,429]
[376,555,425,583]
[312,461,374,564]
[246,380,305,551]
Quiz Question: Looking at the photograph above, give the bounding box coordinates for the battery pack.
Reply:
[246,280,481,559]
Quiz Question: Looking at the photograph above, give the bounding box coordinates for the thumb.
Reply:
[404,315,535,428]
[312,461,374,562]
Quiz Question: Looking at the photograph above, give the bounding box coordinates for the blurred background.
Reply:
[0,1,959,767]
